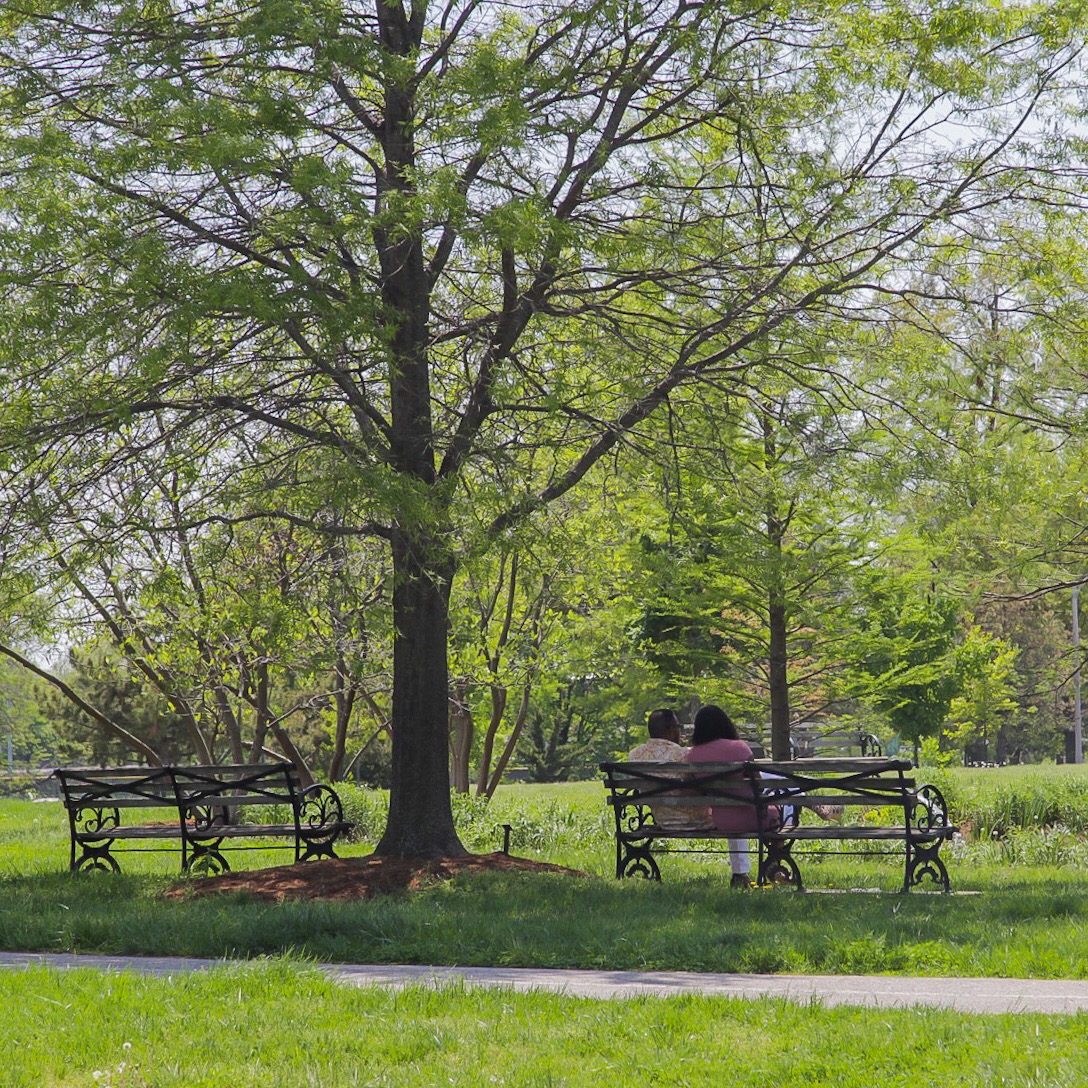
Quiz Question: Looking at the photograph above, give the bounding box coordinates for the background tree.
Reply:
[0,657,77,772]
[518,681,596,783]
[839,569,965,758]
[631,348,883,756]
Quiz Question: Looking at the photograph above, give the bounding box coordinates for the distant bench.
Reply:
[600,757,956,892]
[54,762,351,874]
[790,727,883,758]
[740,727,883,759]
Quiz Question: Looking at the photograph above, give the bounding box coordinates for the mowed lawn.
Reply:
[4,768,1088,1085]
[5,961,1088,1088]
[4,774,1088,977]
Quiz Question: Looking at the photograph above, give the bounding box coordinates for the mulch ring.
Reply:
[161,852,590,903]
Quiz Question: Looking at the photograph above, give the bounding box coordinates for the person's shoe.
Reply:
[730,873,753,889]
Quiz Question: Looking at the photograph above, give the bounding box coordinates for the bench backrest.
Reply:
[170,763,301,814]
[601,757,916,812]
[734,727,884,760]
[54,763,302,816]
[748,758,912,809]
[790,729,884,758]
[54,766,176,811]
[602,761,760,814]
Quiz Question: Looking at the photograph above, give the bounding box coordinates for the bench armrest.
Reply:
[300,783,346,828]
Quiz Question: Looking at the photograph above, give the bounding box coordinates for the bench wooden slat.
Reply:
[76,821,353,842]
[768,826,951,842]
[54,767,176,809]
[74,825,188,840]
[752,758,910,773]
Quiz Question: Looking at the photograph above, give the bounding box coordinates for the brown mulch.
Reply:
[161,852,589,903]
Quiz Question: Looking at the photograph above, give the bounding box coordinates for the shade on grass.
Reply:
[3,862,1088,980]
[7,782,1088,981]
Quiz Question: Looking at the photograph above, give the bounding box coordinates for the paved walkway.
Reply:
[4,952,1088,1014]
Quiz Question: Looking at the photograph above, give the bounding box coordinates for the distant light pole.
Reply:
[1074,586,1084,764]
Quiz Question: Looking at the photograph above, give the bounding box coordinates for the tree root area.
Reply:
[162,852,589,903]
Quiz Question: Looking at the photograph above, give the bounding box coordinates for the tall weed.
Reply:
[923,767,1088,837]
[955,825,1088,868]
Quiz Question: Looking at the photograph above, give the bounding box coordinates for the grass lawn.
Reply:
[5,961,1088,1088]
[4,771,1088,978]
[5,769,1088,1085]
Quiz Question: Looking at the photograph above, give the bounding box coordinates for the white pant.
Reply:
[729,838,750,874]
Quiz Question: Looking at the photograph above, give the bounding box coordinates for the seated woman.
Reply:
[684,704,782,836]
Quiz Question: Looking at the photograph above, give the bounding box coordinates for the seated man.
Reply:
[627,708,711,831]
[628,709,752,887]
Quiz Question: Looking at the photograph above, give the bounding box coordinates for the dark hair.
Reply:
[691,704,739,745]
[646,708,680,739]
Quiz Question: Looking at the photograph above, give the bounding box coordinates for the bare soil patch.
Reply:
[162,852,589,903]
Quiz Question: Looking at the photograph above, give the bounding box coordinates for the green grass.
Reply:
[6,862,1088,978]
[4,961,1088,1087]
[7,770,1088,979]
[6,772,1088,1084]
[926,764,1088,838]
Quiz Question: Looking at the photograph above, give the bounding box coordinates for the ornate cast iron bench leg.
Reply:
[904,837,951,892]
[299,834,339,862]
[904,784,953,893]
[617,835,661,880]
[298,784,346,862]
[70,807,123,873]
[73,837,122,873]
[182,805,231,874]
[184,835,230,875]
[758,834,802,889]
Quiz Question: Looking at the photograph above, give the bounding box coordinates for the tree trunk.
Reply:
[475,684,508,795]
[268,720,314,788]
[768,595,791,759]
[449,677,473,794]
[370,0,465,856]
[483,682,532,800]
[762,406,792,761]
[253,660,272,765]
[375,536,466,857]
[327,651,356,782]
[221,685,246,763]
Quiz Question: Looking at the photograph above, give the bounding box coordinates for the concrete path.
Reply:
[4,952,1088,1014]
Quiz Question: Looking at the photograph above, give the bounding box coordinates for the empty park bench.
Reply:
[739,726,883,759]
[790,725,883,758]
[600,757,956,892]
[54,762,351,874]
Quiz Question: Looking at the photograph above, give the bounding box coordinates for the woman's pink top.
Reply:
[684,738,779,834]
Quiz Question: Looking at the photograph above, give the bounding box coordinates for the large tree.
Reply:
[1,0,1083,854]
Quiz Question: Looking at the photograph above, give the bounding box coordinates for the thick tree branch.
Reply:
[0,642,163,766]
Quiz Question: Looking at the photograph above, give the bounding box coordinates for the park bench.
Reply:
[54,762,351,874]
[600,757,956,892]
[739,726,883,759]
[790,725,883,758]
